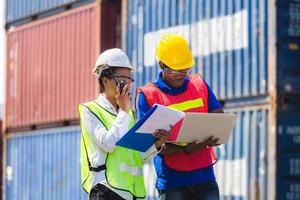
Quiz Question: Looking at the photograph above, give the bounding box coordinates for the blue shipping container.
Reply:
[215,105,268,200]
[5,126,88,200]
[277,1,300,95]
[220,104,300,199]
[277,109,300,200]
[125,0,300,101]
[5,0,91,24]
[4,126,162,200]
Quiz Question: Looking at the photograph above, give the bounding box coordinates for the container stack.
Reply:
[3,0,122,199]
[125,0,300,199]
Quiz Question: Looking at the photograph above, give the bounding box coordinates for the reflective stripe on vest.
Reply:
[168,98,204,111]
[139,75,217,171]
[78,101,146,198]
[119,163,143,176]
[167,98,204,146]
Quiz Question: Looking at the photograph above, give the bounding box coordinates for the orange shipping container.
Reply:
[5,1,121,132]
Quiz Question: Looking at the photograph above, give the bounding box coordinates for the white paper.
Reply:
[136,104,185,133]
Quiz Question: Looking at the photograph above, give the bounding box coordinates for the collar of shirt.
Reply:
[154,71,189,95]
[96,93,118,115]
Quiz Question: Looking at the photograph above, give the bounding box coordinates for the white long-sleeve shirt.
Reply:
[81,93,158,199]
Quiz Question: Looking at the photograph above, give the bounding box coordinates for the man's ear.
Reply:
[158,61,163,69]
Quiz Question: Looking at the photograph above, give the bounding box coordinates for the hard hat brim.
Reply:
[159,57,195,71]
[170,59,195,70]
[92,64,136,77]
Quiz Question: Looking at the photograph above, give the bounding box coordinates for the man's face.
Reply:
[160,62,190,88]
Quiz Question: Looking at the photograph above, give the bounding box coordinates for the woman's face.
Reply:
[103,67,133,96]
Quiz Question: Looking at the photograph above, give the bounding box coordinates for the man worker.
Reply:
[136,34,224,200]
[78,48,170,200]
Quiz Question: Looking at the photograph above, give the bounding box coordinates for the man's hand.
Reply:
[153,125,172,150]
[184,136,219,154]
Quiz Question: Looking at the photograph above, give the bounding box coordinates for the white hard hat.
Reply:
[93,48,134,77]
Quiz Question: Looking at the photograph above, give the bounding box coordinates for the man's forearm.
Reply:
[159,143,185,155]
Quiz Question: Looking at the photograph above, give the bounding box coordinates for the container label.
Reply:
[279,182,300,200]
[279,154,300,177]
[278,112,300,149]
[287,3,300,37]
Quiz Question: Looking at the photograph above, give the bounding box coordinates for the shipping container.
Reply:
[276,104,300,200]
[219,103,300,199]
[4,126,87,199]
[215,105,269,200]
[5,1,121,131]
[277,1,300,95]
[125,0,300,101]
[4,126,165,200]
[123,1,300,198]
[5,0,93,25]
[143,161,159,200]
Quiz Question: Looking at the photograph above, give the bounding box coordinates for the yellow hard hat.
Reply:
[156,33,195,70]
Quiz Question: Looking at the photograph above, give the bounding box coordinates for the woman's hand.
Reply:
[115,83,131,113]
[184,136,219,154]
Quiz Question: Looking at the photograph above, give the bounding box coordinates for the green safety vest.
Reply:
[77,101,146,198]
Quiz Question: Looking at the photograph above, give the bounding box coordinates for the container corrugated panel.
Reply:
[126,0,269,100]
[277,1,300,94]
[215,105,268,199]
[5,126,162,200]
[277,108,300,199]
[5,126,88,200]
[5,0,92,24]
[143,161,159,200]
[5,3,100,130]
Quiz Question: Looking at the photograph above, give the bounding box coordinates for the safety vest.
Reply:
[77,101,146,198]
[139,75,217,171]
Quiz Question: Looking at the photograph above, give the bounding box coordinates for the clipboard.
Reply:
[116,104,184,152]
[175,112,238,144]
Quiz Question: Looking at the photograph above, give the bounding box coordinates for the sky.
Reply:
[0,0,4,113]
